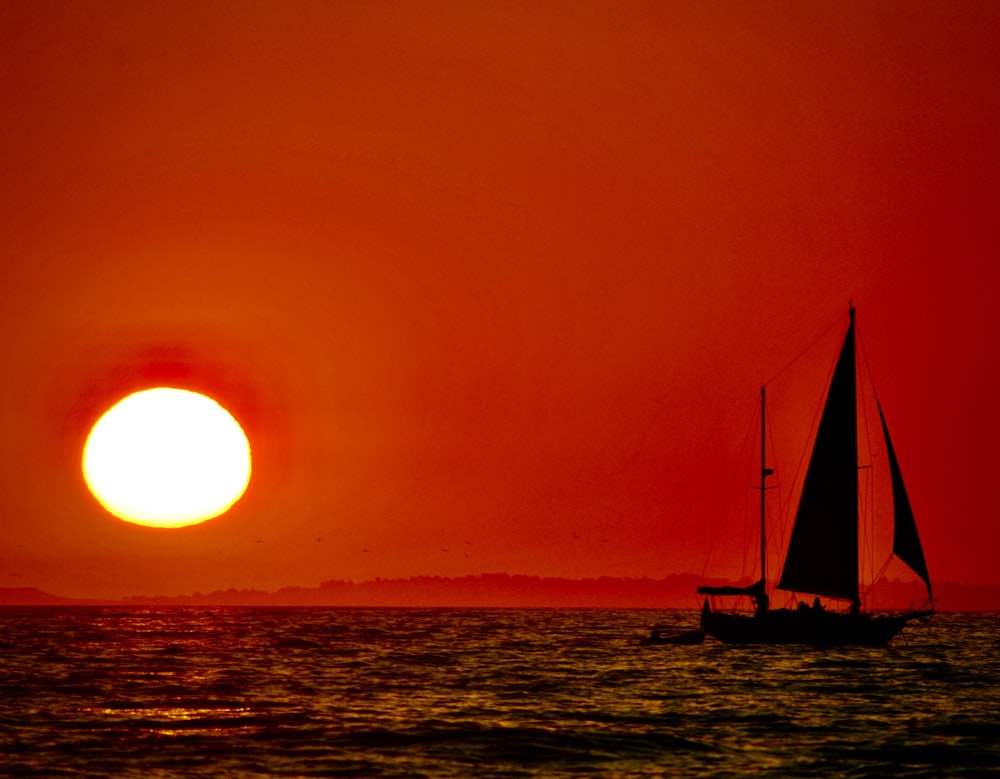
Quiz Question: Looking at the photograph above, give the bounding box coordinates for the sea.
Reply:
[1,608,997,778]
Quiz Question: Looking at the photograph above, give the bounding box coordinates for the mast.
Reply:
[756,385,774,610]
[696,386,772,614]
[760,386,767,587]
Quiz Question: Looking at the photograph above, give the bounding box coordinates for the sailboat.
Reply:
[697,305,934,645]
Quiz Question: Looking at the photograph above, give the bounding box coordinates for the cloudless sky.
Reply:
[1,1,998,599]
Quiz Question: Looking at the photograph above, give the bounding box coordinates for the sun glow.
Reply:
[82,388,251,528]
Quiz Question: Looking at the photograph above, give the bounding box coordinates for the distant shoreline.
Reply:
[2,574,997,611]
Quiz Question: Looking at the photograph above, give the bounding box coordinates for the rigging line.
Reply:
[777,332,841,526]
[857,323,878,591]
[772,313,846,590]
[739,393,765,581]
[698,391,761,582]
[865,556,895,609]
[763,307,849,388]
[768,306,853,546]
[855,316,880,400]
[742,391,768,581]
[856,319,885,590]
[763,398,786,587]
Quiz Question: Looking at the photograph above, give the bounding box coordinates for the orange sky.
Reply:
[2,1,998,599]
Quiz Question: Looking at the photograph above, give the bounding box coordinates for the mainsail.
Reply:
[777,310,859,604]
[877,398,933,603]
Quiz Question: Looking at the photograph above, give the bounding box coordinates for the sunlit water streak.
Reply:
[0,608,996,777]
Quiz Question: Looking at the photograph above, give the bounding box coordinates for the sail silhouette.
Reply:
[777,311,859,605]
[878,398,933,601]
[697,305,934,645]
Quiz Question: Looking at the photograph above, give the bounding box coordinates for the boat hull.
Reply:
[700,605,932,646]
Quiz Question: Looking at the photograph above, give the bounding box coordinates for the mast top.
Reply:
[849,300,855,322]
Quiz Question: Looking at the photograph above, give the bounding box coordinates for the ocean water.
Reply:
[0,608,997,778]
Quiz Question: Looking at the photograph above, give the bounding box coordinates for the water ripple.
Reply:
[0,608,996,777]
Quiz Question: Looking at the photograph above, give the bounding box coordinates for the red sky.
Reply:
[1,1,998,600]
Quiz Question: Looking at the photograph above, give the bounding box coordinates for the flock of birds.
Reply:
[246,532,611,558]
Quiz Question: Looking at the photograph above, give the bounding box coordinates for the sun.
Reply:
[82,387,252,528]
